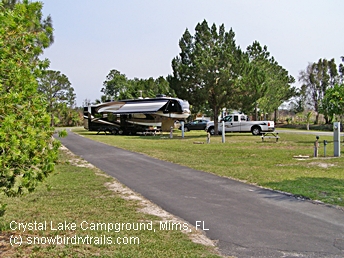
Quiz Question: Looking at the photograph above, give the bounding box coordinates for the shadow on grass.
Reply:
[261,177,344,206]
[74,129,259,140]
[139,134,260,140]
[295,140,334,145]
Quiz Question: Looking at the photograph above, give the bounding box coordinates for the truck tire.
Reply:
[208,127,215,135]
[184,126,190,132]
[251,126,261,136]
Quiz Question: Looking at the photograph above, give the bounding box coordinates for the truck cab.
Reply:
[220,114,248,132]
[206,113,274,135]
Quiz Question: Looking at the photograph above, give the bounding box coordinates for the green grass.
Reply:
[0,149,221,257]
[73,128,344,207]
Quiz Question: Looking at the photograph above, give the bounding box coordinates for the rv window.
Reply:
[165,100,179,112]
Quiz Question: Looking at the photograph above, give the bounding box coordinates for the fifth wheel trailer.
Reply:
[84,96,190,135]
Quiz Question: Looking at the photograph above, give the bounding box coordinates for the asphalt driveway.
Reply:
[56,131,344,257]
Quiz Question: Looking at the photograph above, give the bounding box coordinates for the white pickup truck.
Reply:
[206,113,275,135]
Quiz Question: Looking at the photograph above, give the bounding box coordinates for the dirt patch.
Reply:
[277,158,336,168]
[308,162,335,169]
[59,145,95,169]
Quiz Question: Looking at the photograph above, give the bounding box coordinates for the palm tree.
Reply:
[305,111,312,130]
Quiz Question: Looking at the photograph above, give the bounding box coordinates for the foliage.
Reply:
[121,76,176,99]
[53,102,82,126]
[320,83,344,121]
[101,69,175,101]
[0,1,59,197]
[38,70,78,126]
[101,69,129,99]
[299,58,338,123]
[1,0,17,8]
[170,20,296,128]
[170,20,242,134]
[1,0,54,44]
[238,41,295,119]
[288,87,307,114]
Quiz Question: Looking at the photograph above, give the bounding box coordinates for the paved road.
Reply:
[57,132,344,258]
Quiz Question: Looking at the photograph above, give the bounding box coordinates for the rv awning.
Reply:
[112,100,169,114]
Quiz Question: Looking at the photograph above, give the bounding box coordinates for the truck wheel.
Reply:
[111,129,118,135]
[184,127,190,132]
[208,127,215,135]
[251,126,261,136]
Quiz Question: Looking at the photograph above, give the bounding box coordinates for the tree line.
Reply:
[101,20,297,134]
[99,69,176,102]
[297,57,344,124]
[100,20,344,133]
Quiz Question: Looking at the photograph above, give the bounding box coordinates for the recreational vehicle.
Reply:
[84,96,190,135]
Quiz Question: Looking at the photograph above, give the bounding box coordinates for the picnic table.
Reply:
[261,132,279,142]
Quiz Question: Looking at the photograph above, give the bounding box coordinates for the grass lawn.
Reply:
[0,147,222,258]
[72,128,344,207]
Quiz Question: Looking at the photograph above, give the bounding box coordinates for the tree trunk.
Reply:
[314,101,319,124]
[315,113,319,125]
[50,103,54,127]
[213,105,219,135]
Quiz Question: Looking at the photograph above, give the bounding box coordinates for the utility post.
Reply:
[222,120,225,143]
[207,132,210,144]
[333,122,341,157]
[222,108,226,143]
[314,136,319,157]
[181,121,184,139]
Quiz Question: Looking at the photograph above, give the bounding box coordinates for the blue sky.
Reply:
[41,0,344,106]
